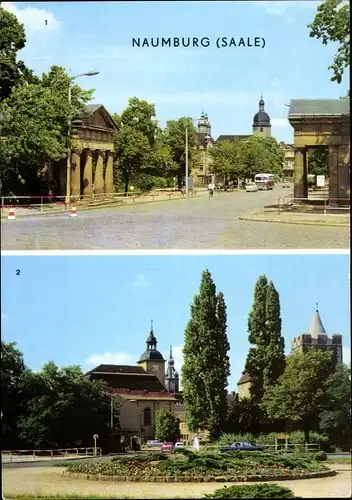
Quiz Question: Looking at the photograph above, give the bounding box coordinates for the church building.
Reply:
[84,322,184,444]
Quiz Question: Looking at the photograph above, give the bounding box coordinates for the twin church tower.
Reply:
[137,321,180,394]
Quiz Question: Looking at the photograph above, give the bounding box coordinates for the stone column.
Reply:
[83,149,93,198]
[94,150,105,195]
[337,145,350,205]
[71,152,81,198]
[105,151,114,197]
[293,147,308,199]
[328,146,338,204]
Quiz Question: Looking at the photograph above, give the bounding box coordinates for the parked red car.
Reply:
[161,442,174,452]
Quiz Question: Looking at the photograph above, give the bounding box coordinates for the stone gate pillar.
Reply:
[105,151,114,197]
[71,152,81,198]
[293,147,308,200]
[94,150,105,195]
[83,149,93,198]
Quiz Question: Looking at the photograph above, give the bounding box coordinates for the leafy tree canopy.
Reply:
[182,270,230,438]
[261,350,335,441]
[308,0,350,83]
[155,408,180,442]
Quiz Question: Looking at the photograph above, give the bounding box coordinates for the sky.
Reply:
[3,1,350,144]
[1,254,350,390]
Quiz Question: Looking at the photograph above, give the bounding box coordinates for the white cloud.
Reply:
[271,118,289,128]
[132,273,150,288]
[253,1,323,16]
[85,351,137,366]
[2,2,61,37]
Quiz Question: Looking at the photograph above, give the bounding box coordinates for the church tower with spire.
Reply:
[138,321,166,384]
[165,346,179,394]
[252,94,271,137]
[291,304,343,365]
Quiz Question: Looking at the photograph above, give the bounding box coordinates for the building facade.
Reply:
[280,142,295,178]
[291,306,343,365]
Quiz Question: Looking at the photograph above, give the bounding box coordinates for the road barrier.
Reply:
[0,189,206,214]
[1,447,102,462]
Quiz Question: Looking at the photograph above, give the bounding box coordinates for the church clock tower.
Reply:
[165,346,179,394]
[138,321,166,385]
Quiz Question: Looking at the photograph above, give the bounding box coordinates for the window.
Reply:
[314,125,322,133]
[143,407,151,426]
[260,127,263,132]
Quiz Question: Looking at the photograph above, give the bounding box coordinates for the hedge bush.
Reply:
[205,483,297,498]
[66,450,328,480]
[314,451,328,461]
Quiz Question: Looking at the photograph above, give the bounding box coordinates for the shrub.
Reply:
[314,451,327,461]
[205,483,297,498]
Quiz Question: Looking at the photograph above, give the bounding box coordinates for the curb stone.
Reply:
[62,469,336,483]
[239,216,349,228]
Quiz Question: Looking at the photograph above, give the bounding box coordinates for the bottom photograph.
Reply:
[1,253,351,500]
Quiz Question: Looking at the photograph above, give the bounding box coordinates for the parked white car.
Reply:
[246,183,259,192]
[175,441,184,448]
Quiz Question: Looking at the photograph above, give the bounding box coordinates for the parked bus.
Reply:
[254,173,275,190]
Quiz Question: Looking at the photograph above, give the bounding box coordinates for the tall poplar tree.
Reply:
[245,276,285,405]
[182,270,230,439]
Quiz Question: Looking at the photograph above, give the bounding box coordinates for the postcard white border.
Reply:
[1,250,350,256]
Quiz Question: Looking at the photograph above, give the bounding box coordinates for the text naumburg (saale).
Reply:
[132,37,266,49]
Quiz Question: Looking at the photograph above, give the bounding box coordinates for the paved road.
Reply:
[2,464,351,498]
[1,187,349,249]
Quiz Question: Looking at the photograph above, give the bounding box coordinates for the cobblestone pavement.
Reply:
[1,188,349,250]
[2,465,351,498]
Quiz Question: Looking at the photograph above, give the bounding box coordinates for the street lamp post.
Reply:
[185,117,204,195]
[203,134,212,185]
[65,71,99,206]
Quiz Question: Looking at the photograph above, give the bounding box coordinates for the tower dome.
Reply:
[253,94,271,137]
[138,320,164,362]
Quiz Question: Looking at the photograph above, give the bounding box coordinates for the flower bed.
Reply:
[64,450,335,483]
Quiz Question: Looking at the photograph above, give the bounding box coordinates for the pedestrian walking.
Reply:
[208,182,215,198]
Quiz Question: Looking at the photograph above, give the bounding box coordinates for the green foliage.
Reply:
[261,350,335,441]
[210,137,284,182]
[308,0,350,83]
[67,450,328,479]
[318,363,351,450]
[217,431,328,448]
[1,341,26,448]
[245,276,285,415]
[163,117,201,187]
[308,149,329,177]
[205,483,297,498]
[0,7,38,102]
[17,361,111,449]
[154,408,180,443]
[226,396,256,434]
[182,270,230,437]
[314,450,328,461]
[0,65,93,195]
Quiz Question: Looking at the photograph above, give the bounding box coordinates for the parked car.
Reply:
[161,442,174,452]
[146,440,163,448]
[282,182,291,188]
[219,441,264,453]
[175,441,184,448]
[246,183,259,192]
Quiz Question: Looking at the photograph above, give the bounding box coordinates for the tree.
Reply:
[209,140,241,183]
[259,137,285,177]
[0,65,94,195]
[17,362,111,449]
[319,363,351,450]
[308,148,329,177]
[244,276,285,433]
[308,0,350,83]
[182,270,230,439]
[261,350,335,442]
[226,395,255,434]
[163,117,200,188]
[0,6,37,102]
[155,408,180,442]
[1,341,26,448]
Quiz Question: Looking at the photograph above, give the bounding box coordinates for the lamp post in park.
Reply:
[65,71,99,205]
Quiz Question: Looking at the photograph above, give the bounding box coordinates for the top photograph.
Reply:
[0,0,350,251]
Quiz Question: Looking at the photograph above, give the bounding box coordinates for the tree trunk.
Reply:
[124,176,129,195]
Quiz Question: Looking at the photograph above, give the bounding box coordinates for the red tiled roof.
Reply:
[110,388,176,400]
[85,364,145,375]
